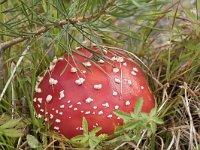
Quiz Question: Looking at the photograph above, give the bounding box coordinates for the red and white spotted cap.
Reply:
[33,46,156,138]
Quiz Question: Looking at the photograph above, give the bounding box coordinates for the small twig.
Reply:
[0,0,115,51]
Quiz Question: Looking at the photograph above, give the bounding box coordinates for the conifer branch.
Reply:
[0,0,115,51]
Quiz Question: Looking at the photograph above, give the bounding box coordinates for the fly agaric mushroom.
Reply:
[33,46,156,138]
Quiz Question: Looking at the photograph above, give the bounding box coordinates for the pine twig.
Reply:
[0,0,115,52]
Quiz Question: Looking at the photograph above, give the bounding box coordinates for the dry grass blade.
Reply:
[11,62,17,119]
[167,133,175,150]
[0,45,30,102]
[181,82,198,149]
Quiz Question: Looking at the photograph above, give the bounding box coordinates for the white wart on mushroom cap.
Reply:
[33,46,155,138]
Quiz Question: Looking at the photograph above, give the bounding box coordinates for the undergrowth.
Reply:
[0,0,199,149]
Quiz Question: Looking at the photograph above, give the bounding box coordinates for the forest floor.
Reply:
[0,0,199,149]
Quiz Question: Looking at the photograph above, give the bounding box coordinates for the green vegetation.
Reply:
[0,0,199,149]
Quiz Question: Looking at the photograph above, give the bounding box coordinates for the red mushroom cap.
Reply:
[33,46,156,138]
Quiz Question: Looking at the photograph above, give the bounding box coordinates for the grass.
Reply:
[0,0,200,149]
